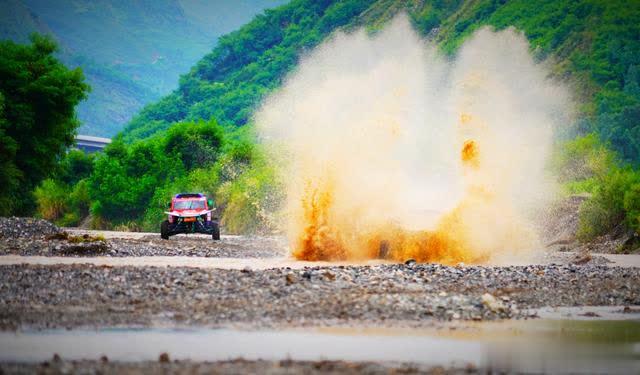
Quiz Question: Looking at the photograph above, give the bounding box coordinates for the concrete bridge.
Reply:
[75,135,111,153]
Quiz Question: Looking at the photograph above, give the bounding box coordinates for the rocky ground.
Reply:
[0,261,638,330]
[0,217,286,258]
[0,217,638,332]
[0,217,60,239]
[1,358,474,374]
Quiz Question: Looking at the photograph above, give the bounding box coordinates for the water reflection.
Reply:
[0,320,638,373]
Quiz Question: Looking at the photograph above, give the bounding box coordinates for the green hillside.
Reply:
[35,0,640,240]
[121,0,640,165]
[121,0,404,141]
[0,0,284,136]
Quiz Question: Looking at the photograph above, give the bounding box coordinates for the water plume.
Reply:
[256,15,571,264]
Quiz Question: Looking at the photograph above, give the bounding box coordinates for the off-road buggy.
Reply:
[160,193,220,240]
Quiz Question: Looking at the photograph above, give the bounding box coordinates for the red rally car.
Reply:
[160,193,220,240]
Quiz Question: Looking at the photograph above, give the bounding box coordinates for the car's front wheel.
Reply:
[211,221,220,240]
[160,220,170,240]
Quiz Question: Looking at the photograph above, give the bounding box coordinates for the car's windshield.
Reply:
[174,200,205,210]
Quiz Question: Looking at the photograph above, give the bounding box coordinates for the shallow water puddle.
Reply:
[1,320,639,373]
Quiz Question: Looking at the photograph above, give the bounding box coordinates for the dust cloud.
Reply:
[256,15,571,264]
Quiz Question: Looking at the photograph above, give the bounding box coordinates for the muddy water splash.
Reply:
[257,15,570,264]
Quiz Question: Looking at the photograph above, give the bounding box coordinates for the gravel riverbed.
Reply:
[0,222,286,258]
[0,217,638,332]
[1,358,470,375]
[0,217,287,258]
[1,262,638,330]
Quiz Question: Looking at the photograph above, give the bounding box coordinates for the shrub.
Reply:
[58,212,81,227]
[216,150,284,234]
[624,183,640,233]
[34,179,70,221]
[69,179,91,217]
[58,150,95,185]
[577,166,640,240]
[553,133,617,184]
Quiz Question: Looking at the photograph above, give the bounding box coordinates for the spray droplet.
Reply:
[461,140,479,168]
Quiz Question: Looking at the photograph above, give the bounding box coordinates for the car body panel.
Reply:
[161,193,220,239]
[164,209,213,217]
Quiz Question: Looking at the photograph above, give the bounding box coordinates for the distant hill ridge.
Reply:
[0,0,285,136]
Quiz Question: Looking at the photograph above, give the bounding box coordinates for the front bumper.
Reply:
[166,218,217,235]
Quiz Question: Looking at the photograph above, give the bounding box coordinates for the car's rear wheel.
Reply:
[160,220,170,240]
[211,221,220,240]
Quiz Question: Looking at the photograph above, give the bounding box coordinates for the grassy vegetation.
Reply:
[34,150,94,226]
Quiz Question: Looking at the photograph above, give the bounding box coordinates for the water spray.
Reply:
[257,15,571,264]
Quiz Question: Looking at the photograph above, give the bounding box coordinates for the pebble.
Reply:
[0,217,60,239]
[0,262,638,330]
[1,228,287,259]
[1,358,470,374]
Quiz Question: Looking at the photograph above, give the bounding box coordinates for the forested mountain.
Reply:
[121,0,639,165]
[0,0,284,136]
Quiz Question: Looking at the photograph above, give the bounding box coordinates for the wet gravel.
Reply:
[0,217,286,258]
[106,236,286,258]
[0,262,637,330]
[0,217,60,239]
[1,358,470,374]
[0,232,286,258]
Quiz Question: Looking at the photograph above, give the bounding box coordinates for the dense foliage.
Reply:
[0,34,89,215]
[34,150,94,226]
[42,119,281,232]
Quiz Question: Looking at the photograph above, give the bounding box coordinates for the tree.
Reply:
[0,34,89,215]
[164,119,224,170]
[58,149,95,186]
